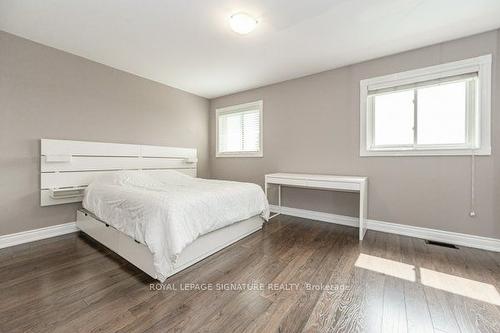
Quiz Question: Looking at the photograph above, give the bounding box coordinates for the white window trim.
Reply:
[359,55,492,157]
[216,100,263,158]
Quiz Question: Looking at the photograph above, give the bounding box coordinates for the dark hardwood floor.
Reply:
[1,215,499,333]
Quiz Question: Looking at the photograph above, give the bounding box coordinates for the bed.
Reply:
[40,139,269,281]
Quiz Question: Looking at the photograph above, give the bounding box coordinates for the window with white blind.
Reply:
[360,55,491,156]
[216,100,263,157]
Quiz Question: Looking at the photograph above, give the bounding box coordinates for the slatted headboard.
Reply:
[40,139,197,206]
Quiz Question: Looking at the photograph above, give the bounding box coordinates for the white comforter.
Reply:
[83,171,269,281]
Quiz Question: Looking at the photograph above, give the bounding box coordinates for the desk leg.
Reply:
[268,183,281,220]
[278,184,281,207]
[359,182,368,240]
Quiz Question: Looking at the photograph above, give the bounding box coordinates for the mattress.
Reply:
[83,170,270,281]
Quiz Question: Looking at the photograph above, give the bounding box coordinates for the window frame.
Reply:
[216,100,263,158]
[360,55,491,157]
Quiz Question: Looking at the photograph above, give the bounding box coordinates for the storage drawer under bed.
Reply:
[76,209,157,278]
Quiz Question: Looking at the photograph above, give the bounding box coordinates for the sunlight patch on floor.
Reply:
[420,268,500,306]
[355,253,416,281]
[355,253,500,306]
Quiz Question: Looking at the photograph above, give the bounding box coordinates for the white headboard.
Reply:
[40,139,197,206]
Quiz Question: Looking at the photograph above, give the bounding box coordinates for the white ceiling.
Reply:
[1,0,500,98]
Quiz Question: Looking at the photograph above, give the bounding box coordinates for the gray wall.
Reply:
[0,31,210,235]
[210,30,500,239]
[2,29,499,240]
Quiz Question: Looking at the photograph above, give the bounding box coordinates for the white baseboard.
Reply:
[0,222,78,249]
[269,205,500,252]
[3,206,499,253]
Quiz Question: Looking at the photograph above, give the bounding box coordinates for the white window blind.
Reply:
[216,101,263,157]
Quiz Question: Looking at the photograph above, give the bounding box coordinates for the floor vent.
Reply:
[425,240,459,249]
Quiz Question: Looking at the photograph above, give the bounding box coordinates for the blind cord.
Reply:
[470,149,476,217]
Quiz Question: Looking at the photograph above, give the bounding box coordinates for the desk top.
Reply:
[265,173,367,183]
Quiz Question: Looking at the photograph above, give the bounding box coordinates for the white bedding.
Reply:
[82,170,269,281]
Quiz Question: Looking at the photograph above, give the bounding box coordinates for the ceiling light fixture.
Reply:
[229,12,258,34]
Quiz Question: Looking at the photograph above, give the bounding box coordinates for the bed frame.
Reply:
[77,210,263,280]
[40,139,198,206]
[41,139,264,281]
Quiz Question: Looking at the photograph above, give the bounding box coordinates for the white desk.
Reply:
[265,173,368,240]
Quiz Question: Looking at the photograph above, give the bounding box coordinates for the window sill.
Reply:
[216,152,263,158]
[360,146,491,157]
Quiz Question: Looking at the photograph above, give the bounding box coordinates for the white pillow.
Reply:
[150,170,194,185]
[91,170,163,188]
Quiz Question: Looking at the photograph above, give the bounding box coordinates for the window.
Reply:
[216,100,263,157]
[360,55,491,156]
